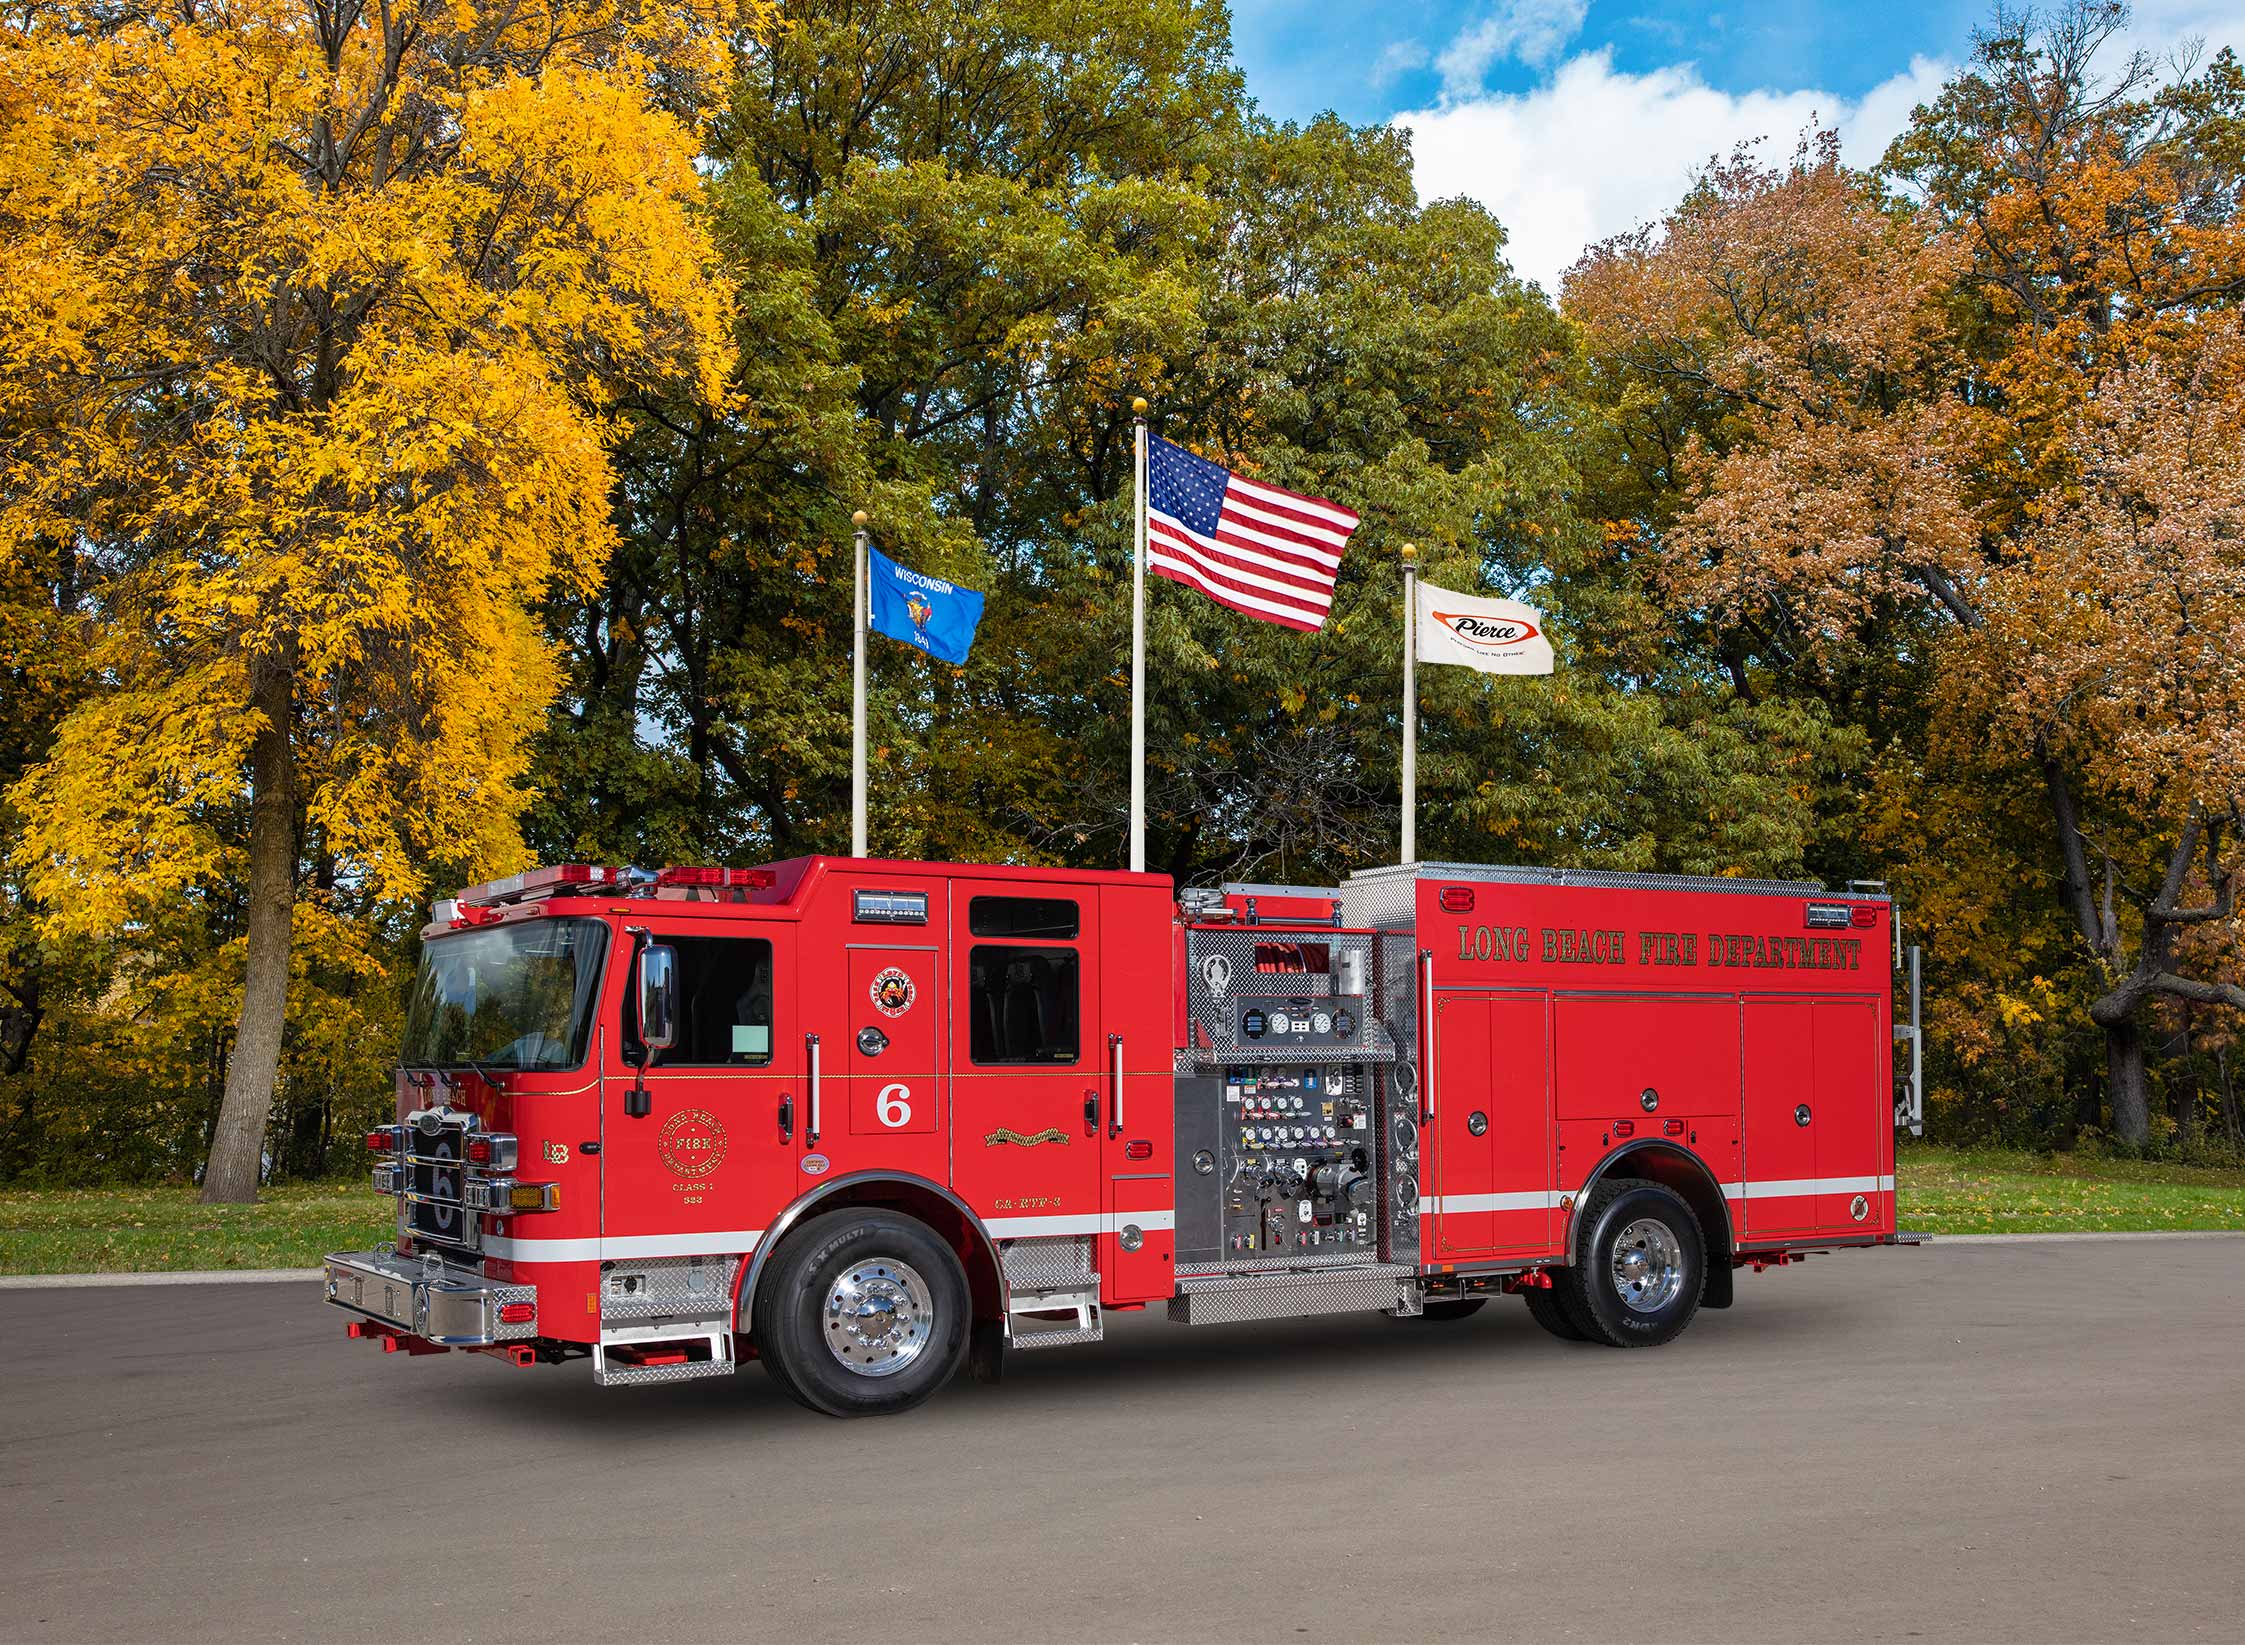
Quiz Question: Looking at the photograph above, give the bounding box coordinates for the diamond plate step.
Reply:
[1168,1263,1416,1325]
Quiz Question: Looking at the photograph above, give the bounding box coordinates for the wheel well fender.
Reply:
[733,1172,1006,1334]
[1569,1140,1735,1309]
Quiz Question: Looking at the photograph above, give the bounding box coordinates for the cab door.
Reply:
[948,888,1104,1237]
[600,924,798,1259]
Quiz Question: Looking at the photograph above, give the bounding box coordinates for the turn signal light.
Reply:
[497,1302,536,1325]
[508,1183,560,1212]
[365,1129,399,1152]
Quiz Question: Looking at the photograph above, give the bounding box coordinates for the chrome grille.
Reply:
[403,1112,474,1250]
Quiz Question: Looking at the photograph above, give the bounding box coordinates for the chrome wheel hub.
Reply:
[1609,1218,1685,1314]
[822,1258,934,1377]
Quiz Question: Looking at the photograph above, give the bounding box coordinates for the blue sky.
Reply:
[1228,0,2244,291]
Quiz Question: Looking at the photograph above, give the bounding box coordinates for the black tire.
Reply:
[1520,1282,1587,1341]
[751,1208,970,1417]
[1552,1178,1705,1348]
[1407,1296,1488,1322]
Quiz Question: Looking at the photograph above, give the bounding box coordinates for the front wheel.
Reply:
[1552,1179,1705,1348]
[752,1208,969,1417]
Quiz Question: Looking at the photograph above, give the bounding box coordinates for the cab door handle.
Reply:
[1083,1089,1099,1137]
[778,1094,793,1143]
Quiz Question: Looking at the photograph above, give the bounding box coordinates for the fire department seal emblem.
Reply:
[869,966,917,1017]
[658,1109,727,1179]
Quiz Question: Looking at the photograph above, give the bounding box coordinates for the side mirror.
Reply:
[637,943,679,1056]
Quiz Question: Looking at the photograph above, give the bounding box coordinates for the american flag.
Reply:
[1146,435,1359,632]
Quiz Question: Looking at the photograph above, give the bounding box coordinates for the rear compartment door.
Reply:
[1743,997,1883,1238]
[1810,999,1885,1230]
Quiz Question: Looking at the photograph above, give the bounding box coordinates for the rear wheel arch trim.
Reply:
[1567,1140,1735,1267]
[733,1171,1003,1334]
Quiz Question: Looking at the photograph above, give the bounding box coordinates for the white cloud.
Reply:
[1402,49,1949,294]
[1401,5,2245,297]
[1436,1,1591,99]
[1371,37,1432,93]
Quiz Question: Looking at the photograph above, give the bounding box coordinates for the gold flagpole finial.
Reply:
[852,509,869,529]
[1132,397,1149,416]
[1401,541,1417,561]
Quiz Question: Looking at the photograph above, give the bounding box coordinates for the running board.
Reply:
[1007,1284,1103,1350]
[594,1322,735,1387]
[1168,1264,1418,1326]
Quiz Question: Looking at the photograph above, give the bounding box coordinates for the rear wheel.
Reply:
[1520,1282,1586,1341]
[1552,1179,1705,1348]
[752,1208,969,1417]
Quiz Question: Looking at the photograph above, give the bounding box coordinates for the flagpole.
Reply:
[1130,397,1149,873]
[851,509,869,858]
[1400,541,1417,865]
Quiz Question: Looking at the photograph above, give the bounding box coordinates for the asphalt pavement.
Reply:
[3,1237,2241,1643]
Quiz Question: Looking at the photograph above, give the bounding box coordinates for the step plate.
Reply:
[1168,1265,1416,1326]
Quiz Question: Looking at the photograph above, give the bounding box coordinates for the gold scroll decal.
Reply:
[984,1126,1070,1148]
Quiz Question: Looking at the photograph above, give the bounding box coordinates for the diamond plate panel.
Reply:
[1183,928,1393,1064]
[1008,1320,1105,1351]
[1344,860,1854,916]
[601,1255,739,1322]
[1167,1266,1416,1325]
[594,1354,737,1387]
[1000,1235,1093,1291]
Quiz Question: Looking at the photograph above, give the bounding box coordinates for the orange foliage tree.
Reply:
[1571,4,2245,1141]
[0,1,749,1198]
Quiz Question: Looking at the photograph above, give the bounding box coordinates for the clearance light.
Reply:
[510,1183,560,1212]
[1437,886,1475,913]
[497,1302,536,1325]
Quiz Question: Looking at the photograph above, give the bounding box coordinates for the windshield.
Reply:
[399,917,609,1071]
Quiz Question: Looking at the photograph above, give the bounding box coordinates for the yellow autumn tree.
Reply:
[0,0,754,1199]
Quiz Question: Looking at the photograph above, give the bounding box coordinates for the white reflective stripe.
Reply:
[984,1209,1176,1239]
[490,1208,1181,1261]
[1417,1191,1568,1214]
[1722,1175,1894,1200]
[482,1229,765,1263]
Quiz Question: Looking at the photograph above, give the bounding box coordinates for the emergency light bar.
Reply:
[435,863,778,923]
[451,863,629,909]
[655,866,776,890]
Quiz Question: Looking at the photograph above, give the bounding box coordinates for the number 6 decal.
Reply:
[877,1083,913,1128]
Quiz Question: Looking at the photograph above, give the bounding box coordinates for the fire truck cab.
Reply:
[325,855,1922,1416]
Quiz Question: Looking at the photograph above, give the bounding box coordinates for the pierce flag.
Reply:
[1415,581,1554,675]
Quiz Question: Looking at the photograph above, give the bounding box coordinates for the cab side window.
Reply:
[968,897,1081,1065]
[625,935,773,1067]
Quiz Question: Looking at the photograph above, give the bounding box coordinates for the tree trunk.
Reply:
[2218,1047,2241,1150]
[2105,1017,2149,1148]
[200,660,297,1204]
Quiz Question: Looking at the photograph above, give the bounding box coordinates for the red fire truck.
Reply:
[325,856,1924,1415]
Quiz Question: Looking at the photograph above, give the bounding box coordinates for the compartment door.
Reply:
[1742,998,1818,1237]
[1811,999,1885,1231]
[1433,991,1554,1260]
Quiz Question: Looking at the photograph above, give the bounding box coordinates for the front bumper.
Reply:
[323,1248,537,1347]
